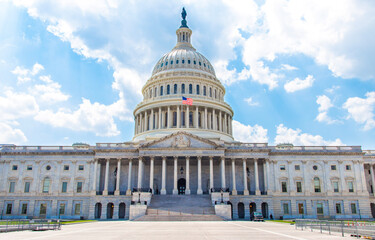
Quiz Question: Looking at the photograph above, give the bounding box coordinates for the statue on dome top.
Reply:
[182,7,187,20]
[180,7,188,28]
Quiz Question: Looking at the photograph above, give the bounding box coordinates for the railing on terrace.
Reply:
[0,146,92,151]
[0,219,61,233]
[96,143,136,148]
[364,150,375,155]
[295,219,375,238]
[226,143,268,148]
[271,146,362,151]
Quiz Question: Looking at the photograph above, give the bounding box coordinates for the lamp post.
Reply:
[220,189,224,204]
[138,191,141,204]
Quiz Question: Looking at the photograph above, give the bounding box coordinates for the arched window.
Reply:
[194,60,196,65]
[160,86,164,96]
[196,85,200,95]
[314,177,321,193]
[167,85,170,95]
[189,84,193,94]
[154,87,157,97]
[166,61,168,66]
[181,84,185,94]
[150,89,152,98]
[174,84,177,94]
[182,59,185,64]
[42,177,50,193]
[214,89,217,99]
[209,88,212,97]
[203,86,206,96]
[188,60,191,64]
[176,59,179,64]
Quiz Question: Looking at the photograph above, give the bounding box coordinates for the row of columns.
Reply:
[369,164,375,197]
[93,157,265,196]
[134,106,233,135]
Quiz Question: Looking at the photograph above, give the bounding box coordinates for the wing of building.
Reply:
[1,9,375,221]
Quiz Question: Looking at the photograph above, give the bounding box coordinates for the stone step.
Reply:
[134,214,224,221]
[146,209,215,215]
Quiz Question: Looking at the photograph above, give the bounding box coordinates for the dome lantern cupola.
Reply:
[175,7,194,50]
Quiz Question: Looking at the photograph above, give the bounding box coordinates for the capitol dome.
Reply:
[133,9,234,142]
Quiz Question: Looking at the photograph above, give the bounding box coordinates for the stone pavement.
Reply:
[0,221,352,240]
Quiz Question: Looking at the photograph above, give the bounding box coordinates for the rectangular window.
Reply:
[21,203,28,215]
[346,165,351,170]
[6,203,12,214]
[74,204,81,215]
[64,165,69,171]
[59,203,65,215]
[62,182,68,193]
[24,182,30,193]
[78,165,84,171]
[283,203,289,215]
[316,203,324,215]
[39,204,47,215]
[348,181,354,192]
[280,165,286,171]
[298,203,304,214]
[9,181,15,193]
[12,165,18,170]
[351,203,357,214]
[295,165,300,170]
[281,182,287,192]
[42,178,50,193]
[77,182,83,193]
[335,203,342,214]
[331,165,337,170]
[296,181,302,193]
[333,181,339,192]
[27,165,32,170]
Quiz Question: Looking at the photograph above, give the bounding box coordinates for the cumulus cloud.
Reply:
[284,75,315,93]
[343,92,375,130]
[12,63,44,83]
[232,120,268,143]
[274,124,344,146]
[0,122,27,144]
[244,97,259,106]
[0,90,39,121]
[315,95,338,124]
[281,64,298,71]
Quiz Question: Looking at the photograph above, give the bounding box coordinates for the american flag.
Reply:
[182,96,193,105]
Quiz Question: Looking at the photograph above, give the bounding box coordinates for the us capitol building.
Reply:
[1,9,375,221]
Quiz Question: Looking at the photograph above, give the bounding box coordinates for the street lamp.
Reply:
[220,189,224,204]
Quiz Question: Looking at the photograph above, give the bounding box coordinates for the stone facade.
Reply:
[1,10,375,221]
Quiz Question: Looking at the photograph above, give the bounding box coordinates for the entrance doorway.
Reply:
[238,203,244,219]
[371,203,375,218]
[95,203,102,219]
[261,202,268,218]
[178,178,186,195]
[107,203,114,219]
[250,202,256,220]
[119,203,126,219]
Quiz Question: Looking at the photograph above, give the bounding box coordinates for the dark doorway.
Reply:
[119,203,126,219]
[250,202,256,220]
[107,203,114,219]
[95,203,102,219]
[178,178,186,195]
[371,203,375,218]
[238,202,245,219]
[261,202,268,218]
[228,201,233,219]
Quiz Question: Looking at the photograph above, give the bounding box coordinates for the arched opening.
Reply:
[95,203,102,219]
[203,86,206,96]
[238,202,245,219]
[181,84,185,94]
[196,85,200,95]
[261,202,268,219]
[107,203,114,219]
[228,201,233,219]
[174,84,177,94]
[42,177,50,193]
[314,177,321,192]
[119,203,126,219]
[167,85,170,95]
[189,84,193,94]
[371,203,375,218]
[178,178,186,195]
[160,86,164,96]
[250,202,256,220]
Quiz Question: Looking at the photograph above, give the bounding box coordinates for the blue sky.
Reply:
[1,0,375,149]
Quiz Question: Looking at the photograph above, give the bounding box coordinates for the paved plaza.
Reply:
[0,221,352,240]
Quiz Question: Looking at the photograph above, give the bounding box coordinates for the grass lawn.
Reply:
[60,220,98,225]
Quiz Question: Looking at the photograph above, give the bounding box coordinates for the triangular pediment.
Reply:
[140,131,222,149]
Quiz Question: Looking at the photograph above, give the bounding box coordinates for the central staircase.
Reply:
[134,195,223,221]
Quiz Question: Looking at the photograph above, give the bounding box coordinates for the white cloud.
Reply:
[244,97,259,106]
[30,81,70,104]
[232,120,268,143]
[284,75,315,93]
[325,85,340,94]
[12,63,44,83]
[343,92,375,130]
[0,90,39,121]
[317,95,333,112]
[0,122,27,144]
[275,124,344,146]
[281,64,298,71]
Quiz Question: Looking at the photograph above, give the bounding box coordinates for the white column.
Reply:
[137,157,143,189]
[150,109,154,130]
[243,158,249,195]
[167,106,171,128]
[144,111,148,131]
[158,107,162,129]
[221,157,226,189]
[209,157,214,191]
[149,157,154,194]
[126,159,132,195]
[263,160,268,194]
[204,107,208,129]
[134,116,138,135]
[115,158,121,195]
[140,113,143,132]
[323,160,331,193]
[186,105,189,128]
[185,157,191,195]
[338,160,346,193]
[92,159,98,193]
[370,164,375,197]
[288,160,294,195]
[103,159,109,195]
[302,160,309,195]
[197,156,203,194]
[195,106,199,128]
[254,159,260,195]
[265,160,271,194]
[231,158,237,195]
[212,109,216,130]
[173,156,178,195]
[229,116,233,135]
[360,163,368,193]
[177,105,180,128]
[224,114,227,133]
[219,111,222,132]
[161,157,166,195]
